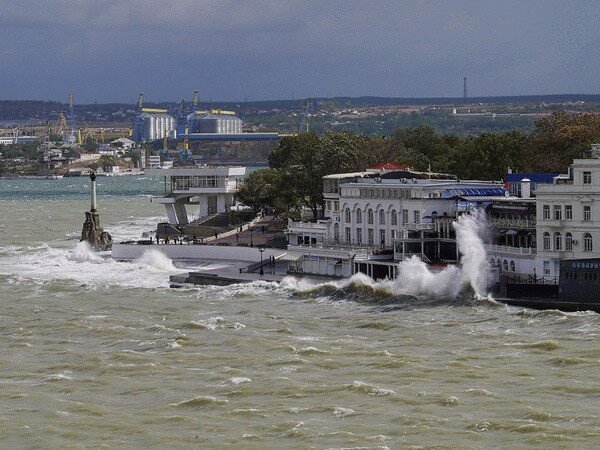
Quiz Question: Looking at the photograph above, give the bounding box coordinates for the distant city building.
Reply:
[196,113,243,134]
[147,155,161,169]
[0,135,40,145]
[110,138,135,150]
[133,111,176,142]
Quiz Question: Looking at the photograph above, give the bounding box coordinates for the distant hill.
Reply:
[1,94,600,121]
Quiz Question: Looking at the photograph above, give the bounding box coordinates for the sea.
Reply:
[0,176,599,448]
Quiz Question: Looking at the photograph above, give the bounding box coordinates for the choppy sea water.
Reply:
[0,177,599,448]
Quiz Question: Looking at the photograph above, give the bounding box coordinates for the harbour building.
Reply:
[145,166,246,227]
[195,112,243,134]
[286,165,506,279]
[133,110,176,142]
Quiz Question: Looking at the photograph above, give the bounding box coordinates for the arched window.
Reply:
[497,259,502,268]
[379,209,385,225]
[334,222,340,242]
[367,209,374,225]
[543,232,550,250]
[345,208,351,223]
[510,260,516,272]
[554,232,562,251]
[565,232,573,251]
[356,208,362,224]
[503,260,509,272]
[489,258,495,267]
[391,210,397,226]
[584,233,593,252]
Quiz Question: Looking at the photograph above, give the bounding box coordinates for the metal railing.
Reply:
[485,244,535,255]
[490,218,536,228]
[501,273,558,285]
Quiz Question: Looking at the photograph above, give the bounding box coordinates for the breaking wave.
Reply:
[0,240,182,289]
[282,210,492,302]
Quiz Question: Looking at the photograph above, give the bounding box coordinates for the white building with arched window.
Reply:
[287,166,506,279]
[535,145,600,277]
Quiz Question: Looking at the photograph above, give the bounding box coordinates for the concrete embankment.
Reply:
[112,243,286,262]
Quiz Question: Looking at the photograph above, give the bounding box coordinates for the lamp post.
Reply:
[250,230,253,247]
[258,247,265,276]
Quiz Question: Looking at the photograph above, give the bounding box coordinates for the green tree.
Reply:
[236,168,294,212]
[529,111,600,172]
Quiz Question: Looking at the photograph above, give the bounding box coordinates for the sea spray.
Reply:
[452,209,491,298]
[67,241,104,263]
[135,249,177,272]
[284,209,491,300]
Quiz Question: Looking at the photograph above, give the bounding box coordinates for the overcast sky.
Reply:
[0,0,598,103]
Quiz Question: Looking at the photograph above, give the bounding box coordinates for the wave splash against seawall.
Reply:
[283,210,492,301]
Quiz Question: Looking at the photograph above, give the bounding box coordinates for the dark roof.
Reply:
[506,173,557,183]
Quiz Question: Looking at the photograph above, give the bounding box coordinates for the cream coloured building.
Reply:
[535,144,600,277]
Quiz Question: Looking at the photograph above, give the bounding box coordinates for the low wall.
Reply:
[112,243,285,262]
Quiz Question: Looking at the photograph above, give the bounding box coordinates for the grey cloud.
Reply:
[0,0,598,102]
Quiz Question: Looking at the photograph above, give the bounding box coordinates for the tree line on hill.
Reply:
[236,111,600,220]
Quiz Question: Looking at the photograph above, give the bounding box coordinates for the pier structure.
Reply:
[81,171,112,251]
[146,166,246,226]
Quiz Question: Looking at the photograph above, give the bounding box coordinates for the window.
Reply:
[345,208,351,223]
[510,261,516,272]
[583,171,592,184]
[367,209,374,225]
[553,205,562,220]
[356,228,362,245]
[565,232,573,251]
[543,232,550,250]
[356,208,362,224]
[391,210,397,226]
[543,205,550,220]
[334,223,340,241]
[554,232,562,251]
[379,229,386,245]
[379,209,385,225]
[584,205,591,221]
[565,205,573,220]
[368,228,374,245]
[414,211,420,223]
[543,260,550,276]
[584,233,593,252]
[345,227,351,243]
[402,209,409,225]
[503,260,509,272]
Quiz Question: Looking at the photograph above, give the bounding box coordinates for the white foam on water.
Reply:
[0,240,181,289]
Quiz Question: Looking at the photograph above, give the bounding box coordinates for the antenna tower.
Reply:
[67,93,77,144]
[463,77,467,100]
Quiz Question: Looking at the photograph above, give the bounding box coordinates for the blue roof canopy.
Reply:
[506,173,557,183]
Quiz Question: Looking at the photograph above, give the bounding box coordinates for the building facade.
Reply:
[133,111,176,142]
[535,148,600,278]
[287,167,506,279]
[146,166,246,226]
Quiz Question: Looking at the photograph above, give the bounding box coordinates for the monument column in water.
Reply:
[81,171,112,251]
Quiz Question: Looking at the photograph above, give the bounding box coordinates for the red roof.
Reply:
[371,162,405,171]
